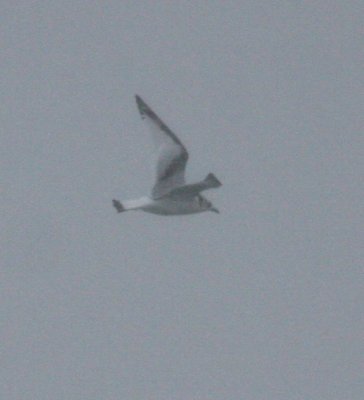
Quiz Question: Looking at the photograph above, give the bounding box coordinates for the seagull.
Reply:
[112,95,222,216]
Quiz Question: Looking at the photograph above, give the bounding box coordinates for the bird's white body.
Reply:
[119,195,213,216]
[113,96,222,216]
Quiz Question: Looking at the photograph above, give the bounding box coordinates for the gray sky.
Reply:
[1,2,363,399]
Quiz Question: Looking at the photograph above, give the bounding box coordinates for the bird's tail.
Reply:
[112,199,125,213]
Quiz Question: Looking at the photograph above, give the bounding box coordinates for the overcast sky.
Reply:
[1,2,363,399]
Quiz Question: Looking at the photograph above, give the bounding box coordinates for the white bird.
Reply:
[112,96,222,216]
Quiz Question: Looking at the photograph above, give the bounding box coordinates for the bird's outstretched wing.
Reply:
[135,95,189,199]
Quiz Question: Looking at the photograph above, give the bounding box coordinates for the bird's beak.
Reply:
[209,207,220,214]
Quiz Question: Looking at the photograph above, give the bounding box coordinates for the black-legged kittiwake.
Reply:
[112,96,222,216]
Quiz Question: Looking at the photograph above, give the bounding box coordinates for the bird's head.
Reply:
[198,196,220,214]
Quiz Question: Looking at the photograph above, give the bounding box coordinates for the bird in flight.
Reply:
[112,96,222,216]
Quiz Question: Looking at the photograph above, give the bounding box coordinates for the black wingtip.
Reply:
[205,173,222,188]
[135,94,145,106]
[112,199,124,213]
[135,95,147,115]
